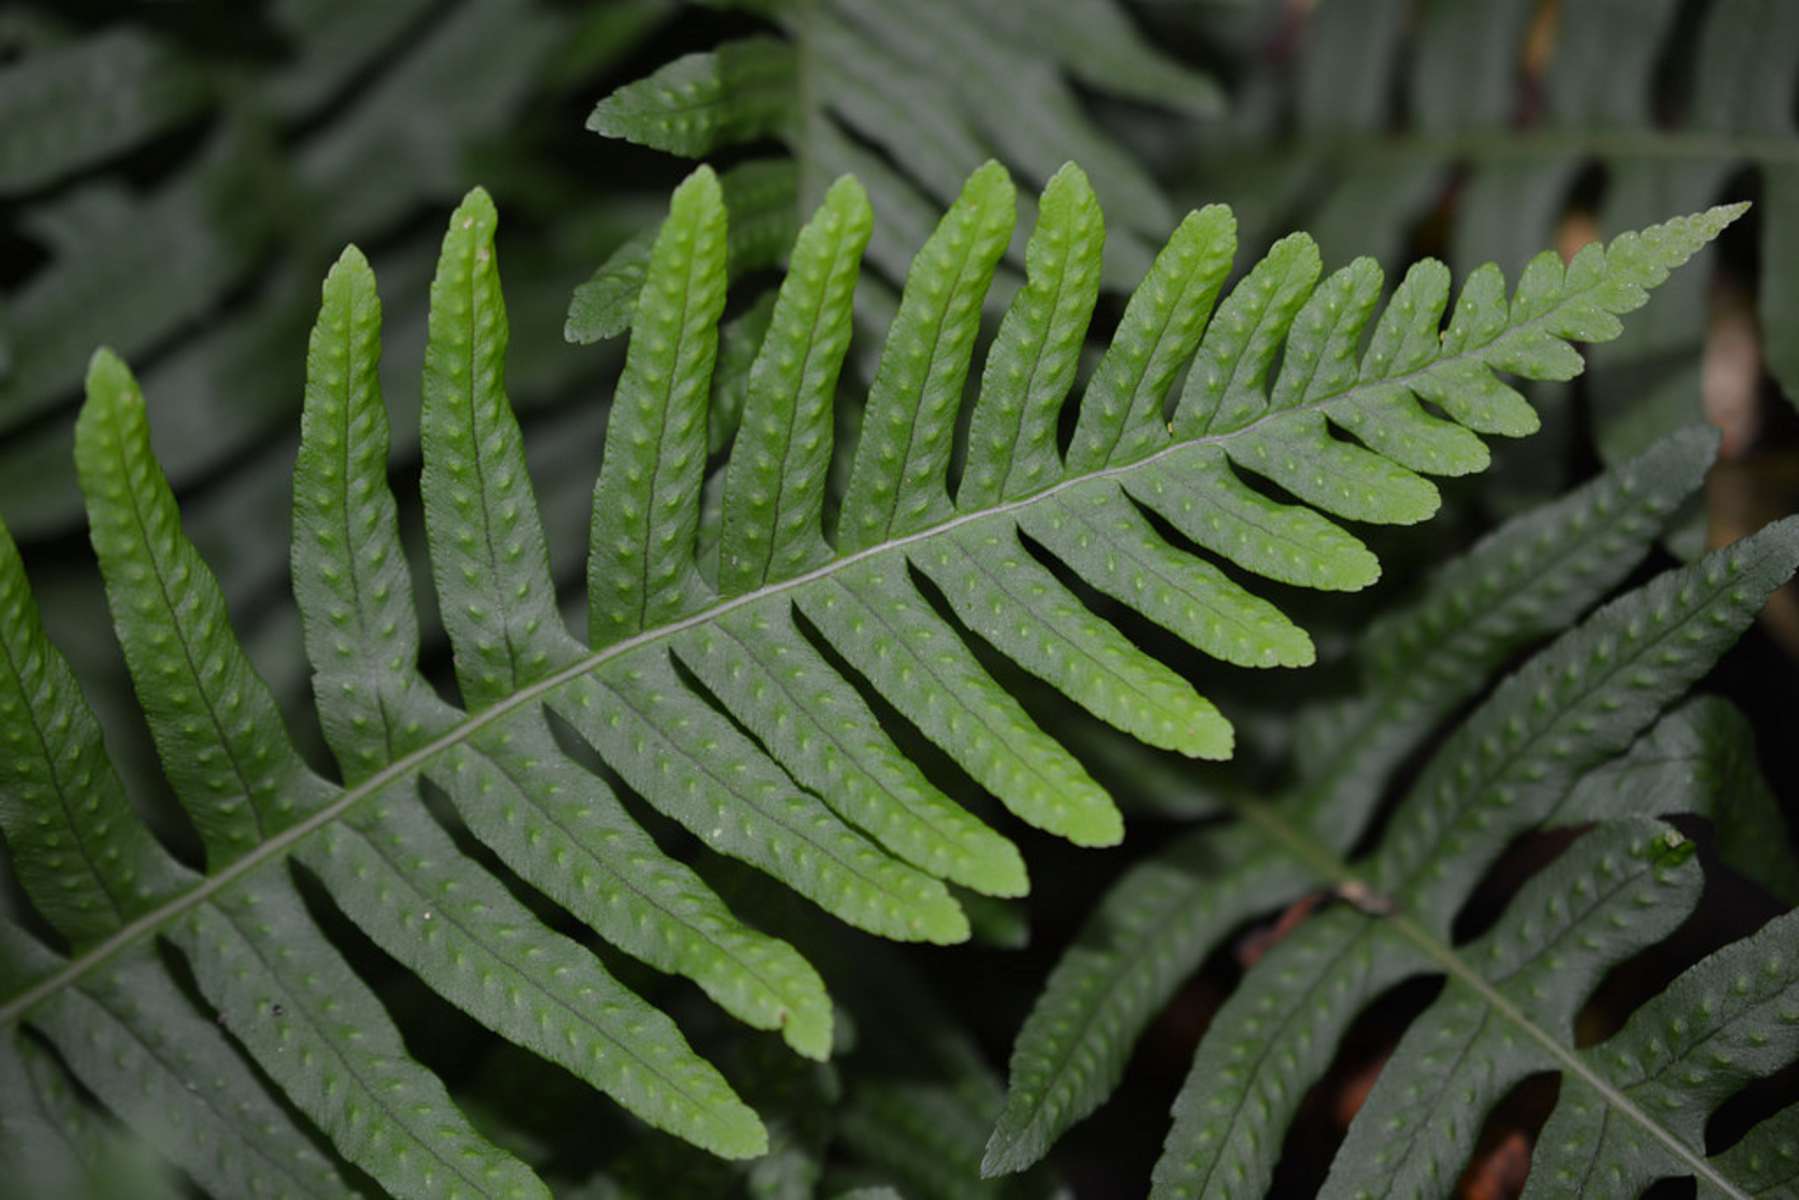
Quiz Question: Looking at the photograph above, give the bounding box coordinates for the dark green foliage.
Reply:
[988,428,1799,1196]
[0,150,1728,1195]
[3,3,1797,1197]
[1190,0,1799,463]
[570,0,1222,342]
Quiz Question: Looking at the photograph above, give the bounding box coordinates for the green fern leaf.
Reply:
[959,163,1105,509]
[0,28,210,196]
[81,348,757,1192]
[295,232,818,1116]
[0,522,190,944]
[0,163,1732,1196]
[1553,697,1799,904]
[0,923,359,1198]
[1146,519,1799,1199]
[1318,818,1703,1199]
[1293,424,1724,845]
[569,0,1220,343]
[839,162,1017,550]
[1227,0,1799,444]
[588,37,797,158]
[587,169,732,645]
[1,0,643,543]
[981,823,1315,1176]
[982,426,1722,1173]
[718,175,870,593]
[0,1032,186,1200]
[1524,905,1799,1197]
[987,426,1799,1189]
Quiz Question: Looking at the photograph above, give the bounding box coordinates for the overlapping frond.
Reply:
[0,2,673,866]
[1198,0,1798,466]
[0,158,1730,1197]
[0,0,657,538]
[0,1031,184,1199]
[568,0,1223,342]
[986,427,1799,1197]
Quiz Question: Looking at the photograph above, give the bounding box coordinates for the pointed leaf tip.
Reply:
[716,1109,771,1161]
[448,186,498,235]
[785,1000,834,1062]
[822,172,870,211]
[964,158,1017,205]
[673,163,724,206]
[321,247,378,308]
[82,347,138,412]
[85,345,127,380]
[329,243,372,276]
[1034,161,1100,229]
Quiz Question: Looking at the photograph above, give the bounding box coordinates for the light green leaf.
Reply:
[838,162,1016,551]
[588,168,729,646]
[720,175,871,594]
[959,162,1105,508]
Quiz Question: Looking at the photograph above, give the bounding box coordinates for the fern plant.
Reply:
[0,151,1731,1197]
[568,0,1221,343]
[985,424,1799,1196]
[1190,0,1798,468]
[0,0,663,537]
[0,0,674,835]
[540,861,1063,1198]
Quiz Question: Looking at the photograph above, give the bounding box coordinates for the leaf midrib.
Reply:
[1340,847,1694,1200]
[1385,910,1748,1198]
[0,259,1607,1027]
[1382,549,1772,902]
[110,412,280,845]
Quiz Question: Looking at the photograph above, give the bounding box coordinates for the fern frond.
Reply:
[569,0,1223,342]
[0,27,210,195]
[993,469,1799,1196]
[1318,818,1704,1199]
[1290,425,1727,847]
[1157,522,1798,1198]
[0,0,659,543]
[1554,697,1799,904]
[0,1032,185,1199]
[0,162,1727,1195]
[981,426,1724,1173]
[1522,904,1799,1197]
[1209,0,1799,455]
